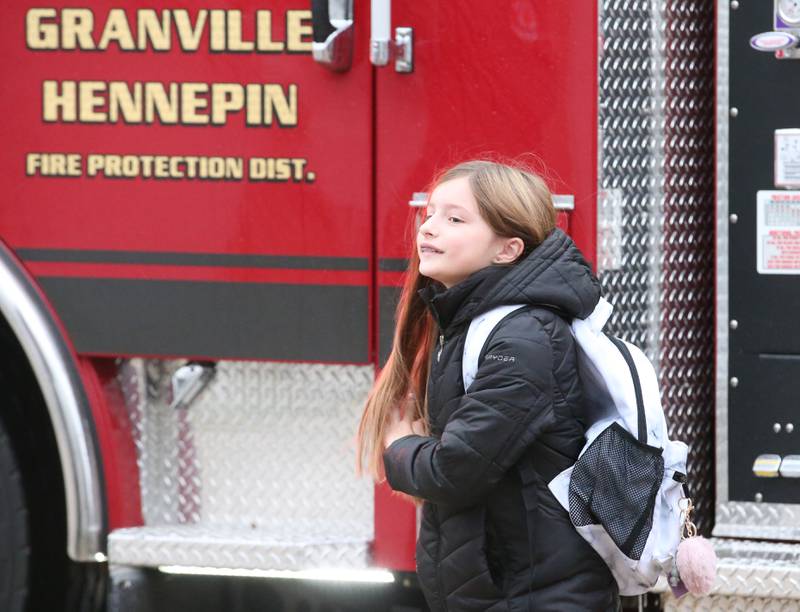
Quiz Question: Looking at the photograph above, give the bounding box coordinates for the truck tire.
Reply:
[0,318,108,612]
[0,417,29,612]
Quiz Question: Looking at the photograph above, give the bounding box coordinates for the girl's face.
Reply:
[417,176,523,288]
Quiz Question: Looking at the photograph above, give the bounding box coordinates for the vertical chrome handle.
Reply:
[370,0,391,66]
[370,0,413,72]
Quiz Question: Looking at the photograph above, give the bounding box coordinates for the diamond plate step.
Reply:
[112,359,376,574]
[653,538,800,609]
[108,525,371,571]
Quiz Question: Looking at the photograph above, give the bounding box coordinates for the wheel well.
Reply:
[0,317,106,611]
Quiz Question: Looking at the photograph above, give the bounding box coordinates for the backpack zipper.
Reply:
[437,333,444,362]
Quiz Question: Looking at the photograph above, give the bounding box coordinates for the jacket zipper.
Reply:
[432,340,447,611]
[428,302,444,363]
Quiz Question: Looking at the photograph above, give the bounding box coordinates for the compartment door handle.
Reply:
[311,0,354,72]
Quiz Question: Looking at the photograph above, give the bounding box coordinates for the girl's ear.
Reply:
[493,237,525,264]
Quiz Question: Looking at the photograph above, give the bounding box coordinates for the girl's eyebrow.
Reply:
[427,202,469,213]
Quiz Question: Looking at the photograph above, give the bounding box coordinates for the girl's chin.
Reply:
[418,266,442,282]
[419,263,442,276]
[419,270,456,288]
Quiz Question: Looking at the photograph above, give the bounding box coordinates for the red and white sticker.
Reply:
[757,190,800,274]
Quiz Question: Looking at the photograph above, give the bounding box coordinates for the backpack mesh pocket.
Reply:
[568,421,664,560]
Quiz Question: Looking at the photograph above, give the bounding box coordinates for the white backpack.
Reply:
[462,297,689,596]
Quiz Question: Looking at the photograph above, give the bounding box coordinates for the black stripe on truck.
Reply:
[38,277,368,362]
[18,249,368,271]
[378,285,403,368]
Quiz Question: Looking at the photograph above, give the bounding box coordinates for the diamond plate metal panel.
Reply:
[715,501,800,541]
[656,538,800,607]
[598,0,715,534]
[598,1,663,354]
[665,595,800,611]
[109,525,370,571]
[111,358,375,571]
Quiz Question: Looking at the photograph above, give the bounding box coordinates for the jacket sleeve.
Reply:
[382,322,556,507]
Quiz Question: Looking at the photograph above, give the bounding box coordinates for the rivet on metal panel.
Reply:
[774,423,782,433]
[730,213,739,224]
[754,492,764,503]
[730,319,738,330]
[787,423,795,434]
[731,0,739,10]
[730,376,739,388]
[730,107,739,118]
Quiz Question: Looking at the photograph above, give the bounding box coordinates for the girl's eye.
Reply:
[421,213,462,223]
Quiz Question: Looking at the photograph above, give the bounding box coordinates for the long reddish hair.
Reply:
[356,157,557,484]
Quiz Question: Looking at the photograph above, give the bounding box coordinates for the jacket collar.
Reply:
[417,264,513,332]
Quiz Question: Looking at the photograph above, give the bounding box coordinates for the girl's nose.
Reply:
[419,214,436,235]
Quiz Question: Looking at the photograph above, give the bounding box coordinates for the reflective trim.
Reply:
[715,0,731,517]
[0,240,105,561]
[159,566,394,583]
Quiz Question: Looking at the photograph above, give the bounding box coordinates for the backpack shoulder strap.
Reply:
[606,334,648,444]
[462,304,527,392]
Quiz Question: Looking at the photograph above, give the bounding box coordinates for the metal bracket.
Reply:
[168,361,216,410]
[394,27,414,73]
[552,194,575,211]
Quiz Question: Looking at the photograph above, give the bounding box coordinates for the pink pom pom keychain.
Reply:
[671,497,717,597]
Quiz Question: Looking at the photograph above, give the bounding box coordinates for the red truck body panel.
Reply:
[0,0,597,572]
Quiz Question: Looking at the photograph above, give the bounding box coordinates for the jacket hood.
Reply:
[418,228,601,331]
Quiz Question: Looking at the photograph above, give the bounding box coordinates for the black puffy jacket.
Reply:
[383,229,619,612]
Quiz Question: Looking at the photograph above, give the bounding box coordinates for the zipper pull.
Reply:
[437,333,444,362]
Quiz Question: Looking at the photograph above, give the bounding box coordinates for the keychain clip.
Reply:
[679,497,698,540]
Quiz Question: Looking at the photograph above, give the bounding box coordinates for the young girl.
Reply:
[357,159,620,611]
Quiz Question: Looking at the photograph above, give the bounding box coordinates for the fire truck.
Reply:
[1,1,799,610]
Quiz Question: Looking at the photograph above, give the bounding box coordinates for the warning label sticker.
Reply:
[775,129,800,188]
[757,191,800,274]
